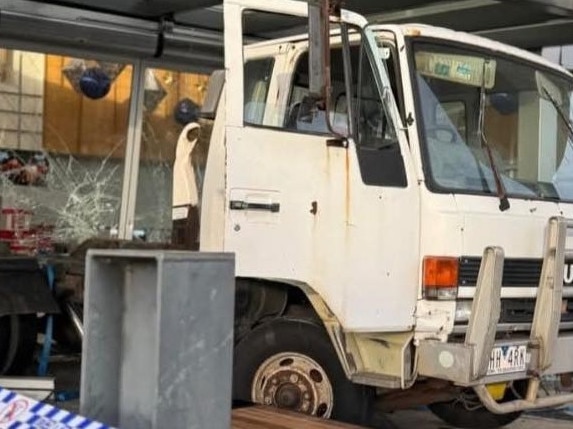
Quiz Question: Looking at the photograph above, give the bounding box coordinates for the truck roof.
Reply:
[249,22,572,79]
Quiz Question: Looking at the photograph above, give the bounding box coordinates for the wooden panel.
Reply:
[232,406,366,429]
[140,69,209,162]
[484,107,518,163]
[43,56,81,154]
[43,56,131,158]
[81,66,132,158]
[78,92,124,158]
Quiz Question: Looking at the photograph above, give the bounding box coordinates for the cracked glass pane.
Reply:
[0,48,131,255]
[134,67,209,247]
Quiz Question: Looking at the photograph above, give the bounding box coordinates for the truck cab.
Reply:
[190,0,573,426]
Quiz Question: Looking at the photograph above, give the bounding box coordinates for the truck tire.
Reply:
[233,318,374,426]
[0,314,38,375]
[428,385,523,429]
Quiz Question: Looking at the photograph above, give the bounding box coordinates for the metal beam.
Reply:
[502,0,573,17]
[368,0,501,23]
[26,0,222,18]
[0,0,224,72]
[476,19,573,49]
[0,0,157,57]
[364,0,573,51]
[118,61,146,241]
[121,0,222,15]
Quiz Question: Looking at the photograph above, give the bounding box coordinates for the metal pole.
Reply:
[118,60,146,240]
[308,0,327,100]
[17,53,23,148]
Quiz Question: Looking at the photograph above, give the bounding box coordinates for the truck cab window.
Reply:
[282,38,406,187]
[284,49,348,135]
[244,58,275,126]
[355,45,407,187]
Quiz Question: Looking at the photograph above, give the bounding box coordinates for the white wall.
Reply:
[542,45,573,71]
[0,50,45,151]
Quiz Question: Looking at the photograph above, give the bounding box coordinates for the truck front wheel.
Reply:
[232,318,373,425]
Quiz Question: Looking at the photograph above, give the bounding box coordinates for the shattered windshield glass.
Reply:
[411,41,573,202]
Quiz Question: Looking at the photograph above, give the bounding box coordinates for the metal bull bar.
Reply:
[417,216,573,414]
[473,216,573,413]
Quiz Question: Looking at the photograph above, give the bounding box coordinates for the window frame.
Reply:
[243,56,276,127]
[355,39,408,188]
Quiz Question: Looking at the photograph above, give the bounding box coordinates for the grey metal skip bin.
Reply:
[80,249,235,429]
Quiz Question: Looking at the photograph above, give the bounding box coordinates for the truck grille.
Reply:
[456,257,573,331]
[452,299,573,333]
[499,299,573,324]
[458,257,573,287]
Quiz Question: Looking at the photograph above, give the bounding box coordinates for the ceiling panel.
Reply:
[477,19,573,49]
[333,0,446,15]
[23,1,573,37]
[4,0,573,68]
[174,7,223,31]
[370,3,559,32]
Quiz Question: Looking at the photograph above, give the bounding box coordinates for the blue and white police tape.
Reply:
[0,388,115,429]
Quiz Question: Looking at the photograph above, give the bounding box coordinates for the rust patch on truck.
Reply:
[310,201,318,215]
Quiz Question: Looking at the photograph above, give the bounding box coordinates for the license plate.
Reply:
[487,345,528,375]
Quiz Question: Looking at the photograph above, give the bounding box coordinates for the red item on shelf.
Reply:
[0,208,54,255]
[0,208,32,231]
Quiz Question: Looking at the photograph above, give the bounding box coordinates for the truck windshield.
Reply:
[411,41,573,202]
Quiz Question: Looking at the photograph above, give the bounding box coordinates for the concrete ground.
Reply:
[48,356,573,429]
[386,409,573,429]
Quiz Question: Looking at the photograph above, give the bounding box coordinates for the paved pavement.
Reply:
[49,356,573,429]
[386,409,573,428]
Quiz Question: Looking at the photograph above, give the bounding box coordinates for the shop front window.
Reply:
[0,48,132,254]
[133,67,209,247]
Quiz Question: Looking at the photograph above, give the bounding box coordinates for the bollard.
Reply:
[80,250,235,429]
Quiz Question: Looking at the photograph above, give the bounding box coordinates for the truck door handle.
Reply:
[229,200,280,213]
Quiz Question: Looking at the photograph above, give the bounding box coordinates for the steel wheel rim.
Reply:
[251,352,334,418]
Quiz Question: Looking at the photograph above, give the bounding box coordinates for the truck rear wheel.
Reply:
[233,318,374,426]
[428,385,523,428]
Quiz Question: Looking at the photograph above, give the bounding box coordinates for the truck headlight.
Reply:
[455,300,472,323]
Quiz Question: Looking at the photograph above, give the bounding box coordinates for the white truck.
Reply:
[179,0,573,427]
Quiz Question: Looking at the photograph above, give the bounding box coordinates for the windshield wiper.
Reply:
[478,59,510,211]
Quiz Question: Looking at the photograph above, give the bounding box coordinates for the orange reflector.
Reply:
[486,383,507,401]
[423,257,459,287]
[423,257,459,300]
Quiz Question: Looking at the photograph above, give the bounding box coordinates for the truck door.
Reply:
[223,1,420,331]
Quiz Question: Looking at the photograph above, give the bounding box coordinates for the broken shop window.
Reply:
[0,48,210,255]
[135,67,209,245]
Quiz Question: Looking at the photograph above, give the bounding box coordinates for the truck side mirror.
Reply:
[200,69,225,120]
